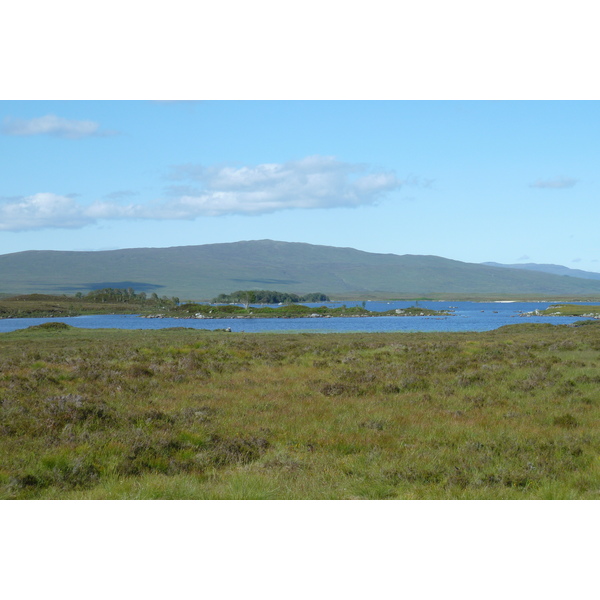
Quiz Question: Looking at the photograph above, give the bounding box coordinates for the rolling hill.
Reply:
[482,262,600,281]
[2,239,600,300]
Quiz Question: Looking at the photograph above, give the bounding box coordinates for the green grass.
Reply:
[540,304,600,317]
[1,321,600,499]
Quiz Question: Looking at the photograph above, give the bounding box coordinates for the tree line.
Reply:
[212,290,330,305]
[79,288,180,307]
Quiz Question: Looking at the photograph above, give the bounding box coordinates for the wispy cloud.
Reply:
[404,174,435,189]
[0,156,405,231]
[164,184,203,197]
[165,155,404,216]
[103,190,139,200]
[1,115,117,139]
[529,177,578,189]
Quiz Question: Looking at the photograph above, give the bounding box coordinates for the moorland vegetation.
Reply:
[539,304,600,318]
[1,320,599,499]
[0,290,180,319]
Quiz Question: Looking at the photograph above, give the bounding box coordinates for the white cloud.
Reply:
[166,155,403,216]
[1,115,115,139]
[529,177,577,189]
[0,193,146,231]
[1,156,405,231]
[0,193,94,231]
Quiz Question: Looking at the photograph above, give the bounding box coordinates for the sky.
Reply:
[2,100,599,272]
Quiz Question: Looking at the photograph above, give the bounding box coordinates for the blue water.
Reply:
[0,301,597,333]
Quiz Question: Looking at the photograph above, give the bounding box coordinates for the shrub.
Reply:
[553,413,579,428]
[26,322,73,331]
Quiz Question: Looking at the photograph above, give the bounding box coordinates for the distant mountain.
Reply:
[482,262,600,281]
[3,240,600,300]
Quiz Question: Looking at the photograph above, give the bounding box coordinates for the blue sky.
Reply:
[2,100,598,271]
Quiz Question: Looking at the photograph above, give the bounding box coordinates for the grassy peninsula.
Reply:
[538,304,600,318]
[1,320,599,499]
[0,291,179,319]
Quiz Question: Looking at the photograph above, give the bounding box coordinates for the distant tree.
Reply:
[81,288,150,304]
[241,291,256,309]
[212,290,330,304]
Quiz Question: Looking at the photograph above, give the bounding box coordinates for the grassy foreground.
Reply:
[1,321,600,499]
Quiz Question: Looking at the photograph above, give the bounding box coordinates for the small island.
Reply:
[146,299,451,320]
[212,290,330,305]
[0,289,452,320]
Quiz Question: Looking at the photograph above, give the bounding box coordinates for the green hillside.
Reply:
[2,239,600,300]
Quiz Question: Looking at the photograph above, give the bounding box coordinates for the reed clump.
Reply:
[1,321,599,499]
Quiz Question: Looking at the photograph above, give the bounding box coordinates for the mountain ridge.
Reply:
[482,261,600,281]
[2,239,600,300]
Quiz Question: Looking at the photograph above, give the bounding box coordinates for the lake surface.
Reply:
[1,301,598,333]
